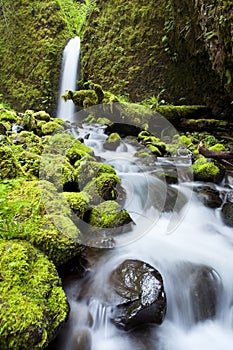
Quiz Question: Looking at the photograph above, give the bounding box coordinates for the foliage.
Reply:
[56,0,96,36]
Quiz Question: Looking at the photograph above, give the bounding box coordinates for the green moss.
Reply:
[40,155,77,191]
[209,143,227,152]
[83,173,123,204]
[0,239,69,349]
[0,109,17,123]
[0,145,24,179]
[75,160,116,189]
[192,156,221,182]
[104,132,121,150]
[88,200,132,229]
[40,121,64,135]
[63,191,91,218]
[0,180,82,265]
[32,110,51,122]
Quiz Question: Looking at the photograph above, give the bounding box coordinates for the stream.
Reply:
[48,120,233,350]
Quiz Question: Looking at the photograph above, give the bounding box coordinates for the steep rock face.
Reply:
[81,0,233,116]
[0,0,69,113]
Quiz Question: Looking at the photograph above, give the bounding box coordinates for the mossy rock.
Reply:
[66,139,94,165]
[83,173,125,205]
[209,143,227,152]
[140,135,166,155]
[40,121,65,135]
[75,160,116,188]
[0,145,24,179]
[63,191,91,218]
[191,156,224,183]
[103,132,121,150]
[0,180,82,265]
[0,109,17,123]
[19,151,41,177]
[62,89,98,109]
[40,155,78,192]
[32,110,51,122]
[88,200,132,232]
[0,239,69,350]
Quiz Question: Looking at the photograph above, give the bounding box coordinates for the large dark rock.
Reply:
[189,264,221,322]
[194,185,222,208]
[221,202,233,227]
[109,259,166,330]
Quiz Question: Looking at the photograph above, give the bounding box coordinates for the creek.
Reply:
[47,120,233,350]
[49,38,233,350]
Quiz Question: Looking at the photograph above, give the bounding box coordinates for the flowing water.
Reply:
[49,122,233,350]
[57,37,80,119]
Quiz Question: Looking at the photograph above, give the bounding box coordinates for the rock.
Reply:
[4,180,82,266]
[83,173,125,205]
[105,122,142,137]
[0,144,24,179]
[70,328,92,350]
[221,202,233,227]
[189,265,221,322]
[192,156,225,183]
[0,239,69,350]
[87,200,132,233]
[75,160,116,189]
[163,186,187,212]
[63,192,91,219]
[195,185,222,208]
[103,132,121,150]
[109,259,166,330]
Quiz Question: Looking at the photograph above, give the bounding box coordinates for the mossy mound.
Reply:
[103,132,121,150]
[191,156,224,183]
[63,191,91,218]
[75,160,116,189]
[88,200,132,229]
[83,173,124,205]
[0,145,24,179]
[0,180,82,266]
[0,239,69,349]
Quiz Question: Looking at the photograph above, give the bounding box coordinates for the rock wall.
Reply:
[81,0,233,116]
[0,0,70,114]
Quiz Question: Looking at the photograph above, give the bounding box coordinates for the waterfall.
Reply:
[57,36,80,120]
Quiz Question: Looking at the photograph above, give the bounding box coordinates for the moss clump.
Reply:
[32,110,51,122]
[0,239,69,349]
[0,109,17,122]
[0,180,82,266]
[40,155,78,191]
[138,133,167,156]
[103,132,121,150]
[63,191,91,218]
[75,160,116,189]
[40,121,64,135]
[192,156,222,183]
[88,200,132,229]
[0,145,24,179]
[83,173,124,205]
[209,143,227,152]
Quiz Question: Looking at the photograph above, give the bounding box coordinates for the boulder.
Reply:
[195,185,222,208]
[109,259,166,330]
[0,239,69,350]
[221,202,233,227]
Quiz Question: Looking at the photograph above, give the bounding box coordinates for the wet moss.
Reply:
[63,191,91,218]
[103,132,121,150]
[0,239,69,349]
[0,145,24,179]
[192,156,222,183]
[88,200,132,229]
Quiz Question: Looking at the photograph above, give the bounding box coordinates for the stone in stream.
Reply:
[194,185,222,208]
[109,259,167,330]
[189,264,222,322]
[221,202,233,227]
[70,327,92,350]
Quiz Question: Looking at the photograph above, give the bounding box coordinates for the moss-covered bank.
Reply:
[81,0,233,116]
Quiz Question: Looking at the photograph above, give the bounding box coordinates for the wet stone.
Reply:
[109,259,167,330]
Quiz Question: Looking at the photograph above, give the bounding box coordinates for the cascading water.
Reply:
[57,36,80,120]
[47,122,233,350]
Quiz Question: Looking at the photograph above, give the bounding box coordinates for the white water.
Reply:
[57,36,80,120]
[51,124,233,350]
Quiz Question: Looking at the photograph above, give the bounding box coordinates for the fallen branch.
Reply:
[198,142,233,167]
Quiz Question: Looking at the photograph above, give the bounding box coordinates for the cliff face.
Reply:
[0,0,70,114]
[81,0,233,116]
